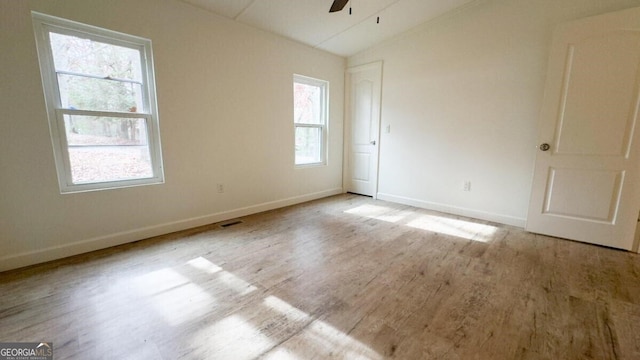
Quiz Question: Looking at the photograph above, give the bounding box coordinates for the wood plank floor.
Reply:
[1,194,640,359]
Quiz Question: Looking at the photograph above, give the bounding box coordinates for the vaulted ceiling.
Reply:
[180,0,476,57]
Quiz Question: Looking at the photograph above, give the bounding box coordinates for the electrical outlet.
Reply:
[463,181,471,192]
[217,183,224,193]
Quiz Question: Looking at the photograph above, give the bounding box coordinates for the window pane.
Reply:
[63,115,153,183]
[294,82,322,125]
[58,73,143,112]
[295,126,322,165]
[50,32,142,81]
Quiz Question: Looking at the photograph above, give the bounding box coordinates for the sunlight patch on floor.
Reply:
[128,257,258,327]
[264,295,310,322]
[192,315,274,360]
[345,204,407,223]
[130,268,214,326]
[136,257,383,358]
[261,348,300,360]
[218,270,258,296]
[345,203,498,242]
[265,295,382,359]
[407,215,498,242]
[189,256,257,295]
[187,256,222,274]
[304,320,383,359]
[131,268,192,295]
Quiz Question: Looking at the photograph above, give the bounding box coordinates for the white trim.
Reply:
[346,61,384,75]
[58,108,150,119]
[377,192,526,228]
[0,188,342,272]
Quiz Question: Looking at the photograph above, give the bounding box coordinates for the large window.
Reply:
[293,75,328,166]
[32,12,164,193]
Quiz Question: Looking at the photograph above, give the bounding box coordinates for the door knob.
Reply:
[539,143,550,151]
[370,140,376,145]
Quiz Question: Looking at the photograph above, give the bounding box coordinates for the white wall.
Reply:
[348,0,640,227]
[0,0,345,271]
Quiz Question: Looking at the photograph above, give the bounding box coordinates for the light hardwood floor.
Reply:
[1,194,640,359]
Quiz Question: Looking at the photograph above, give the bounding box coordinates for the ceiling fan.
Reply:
[329,0,349,13]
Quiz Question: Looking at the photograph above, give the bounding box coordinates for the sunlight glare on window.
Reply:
[293,82,321,125]
[50,32,144,112]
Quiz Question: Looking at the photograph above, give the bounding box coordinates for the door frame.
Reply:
[343,61,383,198]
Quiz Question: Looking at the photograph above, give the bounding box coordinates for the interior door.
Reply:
[344,61,382,197]
[526,7,640,251]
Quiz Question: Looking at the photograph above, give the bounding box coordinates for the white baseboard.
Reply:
[376,192,526,228]
[0,188,342,272]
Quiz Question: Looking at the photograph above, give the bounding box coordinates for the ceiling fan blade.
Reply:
[329,0,349,13]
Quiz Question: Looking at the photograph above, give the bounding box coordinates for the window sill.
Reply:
[295,162,327,169]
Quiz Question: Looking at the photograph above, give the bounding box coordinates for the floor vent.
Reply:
[220,220,243,228]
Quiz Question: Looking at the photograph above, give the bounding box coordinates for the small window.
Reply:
[293,75,328,166]
[32,12,164,193]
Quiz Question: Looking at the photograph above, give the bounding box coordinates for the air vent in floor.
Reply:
[219,220,243,228]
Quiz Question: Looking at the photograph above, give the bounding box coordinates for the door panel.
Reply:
[555,32,640,156]
[352,153,371,181]
[526,7,640,251]
[353,80,374,146]
[542,168,623,222]
[345,62,382,197]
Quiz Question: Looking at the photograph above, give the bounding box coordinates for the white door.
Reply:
[344,62,383,197]
[526,7,640,251]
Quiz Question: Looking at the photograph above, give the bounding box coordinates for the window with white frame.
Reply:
[32,12,164,193]
[293,75,328,166]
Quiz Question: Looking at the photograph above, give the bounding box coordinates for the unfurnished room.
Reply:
[1,0,640,359]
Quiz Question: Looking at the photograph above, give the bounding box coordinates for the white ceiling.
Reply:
[180,0,476,57]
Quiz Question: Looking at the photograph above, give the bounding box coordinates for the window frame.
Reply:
[293,74,329,167]
[32,12,164,193]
